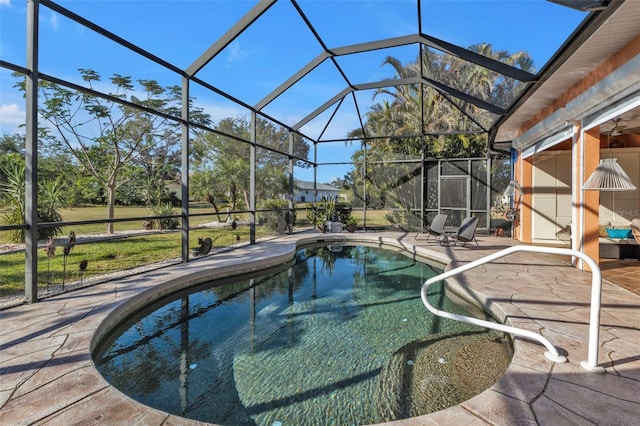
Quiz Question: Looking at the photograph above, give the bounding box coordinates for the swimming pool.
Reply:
[93,244,511,425]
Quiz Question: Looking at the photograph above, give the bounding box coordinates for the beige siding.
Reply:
[531,152,572,244]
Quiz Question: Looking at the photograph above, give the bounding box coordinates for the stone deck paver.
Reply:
[1,232,639,425]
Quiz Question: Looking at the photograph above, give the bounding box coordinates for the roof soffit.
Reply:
[495,0,639,142]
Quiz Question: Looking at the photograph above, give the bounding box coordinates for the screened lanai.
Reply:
[0,0,608,304]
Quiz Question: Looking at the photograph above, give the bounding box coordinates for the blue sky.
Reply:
[0,0,587,183]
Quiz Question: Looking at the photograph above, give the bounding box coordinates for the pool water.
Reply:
[94,245,511,425]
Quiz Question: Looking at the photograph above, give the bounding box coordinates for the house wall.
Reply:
[514,156,532,243]
[515,34,640,267]
[548,134,640,151]
[531,152,572,244]
[293,189,339,203]
[599,147,640,226]
[529,147,640,244]
[600,134,640,149]
[580,127,602,267]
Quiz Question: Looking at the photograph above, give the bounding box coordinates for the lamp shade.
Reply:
[503,180,524,198]
[582,158,637,191]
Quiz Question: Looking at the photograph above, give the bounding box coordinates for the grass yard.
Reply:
[351,209,388,225]
[0,205,239,244]
[57,205,225,234]
[0,225,259,297]
[0,204,393,298]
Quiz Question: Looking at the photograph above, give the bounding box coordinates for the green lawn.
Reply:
[0,205,240,243]
[0,225,258,297]
[0,205,393,298]
[56,205,224,235]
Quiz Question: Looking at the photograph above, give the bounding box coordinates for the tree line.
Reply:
[342,43,531,220]
[0,69,310,241]
[1,43,528,240]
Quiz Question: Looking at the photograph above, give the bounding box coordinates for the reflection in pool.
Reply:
[94,245,511,425]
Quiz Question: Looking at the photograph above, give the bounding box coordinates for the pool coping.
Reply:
[1,232,639,425]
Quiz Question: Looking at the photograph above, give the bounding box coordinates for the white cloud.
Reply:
[0,103,26,135]
[49,12,59,30]
[0,0,11,8]
[227,41,248,63]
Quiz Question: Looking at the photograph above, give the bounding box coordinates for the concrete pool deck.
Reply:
[1,231,639,425]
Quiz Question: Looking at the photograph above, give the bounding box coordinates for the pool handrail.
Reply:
[421,245,605,374]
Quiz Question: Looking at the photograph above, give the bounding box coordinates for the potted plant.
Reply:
[317,211,328,232]
[346,215,357,233]
[306,208,327,232]
[605,225,632,239]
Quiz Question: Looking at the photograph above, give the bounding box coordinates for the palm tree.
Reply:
[344,43,535,218]
[350,43,534,158]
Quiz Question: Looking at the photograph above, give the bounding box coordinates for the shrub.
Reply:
[37,179,65,239]
[385,210,422,232]
[257,199,290,234]
[152,203,179,230]
[0,162,64,242]
[337,206,352,223]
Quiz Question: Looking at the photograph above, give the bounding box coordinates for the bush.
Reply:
[257,199,291,234]
[385,210,422,232]
[152,203,179,230]
[336,206,352,223]
[0,162,64,242]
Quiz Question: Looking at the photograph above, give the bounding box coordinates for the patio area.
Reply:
[1,231,638,425]
[599,258,640,296]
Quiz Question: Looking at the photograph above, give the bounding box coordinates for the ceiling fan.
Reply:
[605,118,626,148]
[603,113,640,136]
[605,117,626,136]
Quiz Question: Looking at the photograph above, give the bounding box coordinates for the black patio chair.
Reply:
[451,216,480,248]
[419,213,448,243]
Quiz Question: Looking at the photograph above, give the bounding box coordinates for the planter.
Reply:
[606,228,632,239]
[318,224,328,233]
[346,224,356,233]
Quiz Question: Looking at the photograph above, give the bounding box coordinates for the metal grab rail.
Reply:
[421,245,605,373]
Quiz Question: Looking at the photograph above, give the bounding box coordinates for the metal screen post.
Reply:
[288,132,294,234]
[180,77,190,262]
[250,112,256,244]
[24,0,39,303]
[363,141,367,230]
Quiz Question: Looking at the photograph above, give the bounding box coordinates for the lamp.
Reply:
[503,180,524,198]
[608,136,624,149]
[607,118,625,148]
[502,180,524,224]
[582,158,637,191]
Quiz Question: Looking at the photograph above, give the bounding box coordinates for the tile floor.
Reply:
[600,258,640,295]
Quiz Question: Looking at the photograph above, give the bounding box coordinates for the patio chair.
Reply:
[420,213,448,243]
[451,216,480,248]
